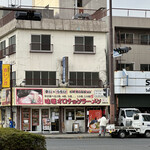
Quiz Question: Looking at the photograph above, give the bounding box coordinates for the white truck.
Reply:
[118,108,140,126]
[106,113,150,138]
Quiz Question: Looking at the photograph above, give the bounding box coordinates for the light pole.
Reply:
[109,0,115,123]
[10,64,13,123]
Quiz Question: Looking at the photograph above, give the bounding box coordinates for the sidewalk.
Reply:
[41,133,111,139]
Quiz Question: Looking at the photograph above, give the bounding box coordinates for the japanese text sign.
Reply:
[2,64,10,88]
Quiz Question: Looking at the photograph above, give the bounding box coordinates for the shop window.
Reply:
[31,34,52,52]
[22,108,30,131]
[66,109,75,120]
[69,72,99,87]
[74,36,95,53]
[42,109,49,118]
[76,109,84,120]
[32,109,39,126]
[25,71,56,86]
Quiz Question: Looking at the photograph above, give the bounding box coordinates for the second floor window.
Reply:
[74,36,95,53]
[117,63,133,71]
[117,33,133,44]
[0,40,6,56]
[31,35,51,51]
[69,72,99,86]
[140,64,150,71]
[9,35,16,53]
[26,71,56,86]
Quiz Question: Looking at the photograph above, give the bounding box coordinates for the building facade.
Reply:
[0,11,109,133]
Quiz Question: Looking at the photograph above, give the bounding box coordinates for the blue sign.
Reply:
[62,57,66,83]
[0,61,2,85]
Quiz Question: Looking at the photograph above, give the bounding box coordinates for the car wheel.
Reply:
[145,131,150,138]
[119,131,126,138]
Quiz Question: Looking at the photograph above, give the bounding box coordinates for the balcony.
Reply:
[0,44,16,59]
[30,43,53,53]
[74,45,96,54]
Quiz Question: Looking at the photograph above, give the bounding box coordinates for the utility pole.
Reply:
[109,0,115,123]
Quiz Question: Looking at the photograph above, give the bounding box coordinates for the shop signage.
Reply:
[0,61,2,88]
[3,88,109,106]
[2,64,10,88]
[88,110,102,133]
[16,89,43,105]
[43,88,110,106]
[146,79,150,92]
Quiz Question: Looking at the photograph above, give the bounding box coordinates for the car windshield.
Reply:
[126,110,140,117]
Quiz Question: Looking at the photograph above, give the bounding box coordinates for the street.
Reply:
[46,138,150,150]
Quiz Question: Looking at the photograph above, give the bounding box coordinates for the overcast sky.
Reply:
[0,0,150,9]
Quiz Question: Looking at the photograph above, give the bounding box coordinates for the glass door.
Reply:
[51,107,59,132]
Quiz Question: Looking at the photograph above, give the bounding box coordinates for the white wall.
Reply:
[11,29,107,86]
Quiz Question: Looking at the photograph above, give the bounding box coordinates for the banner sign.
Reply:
[16,89,43,105]
[14,88,109,106]
[2,64,10,88]
[88,110,102,133]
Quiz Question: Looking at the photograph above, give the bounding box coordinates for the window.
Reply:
[134,115,139,120]
[77,0,82,7]
[26,71,56,86]
[75,36,95,53]
[141,34,149,45]
[117,33,133,44]
[140,64,150,71]
[0,40,6,56]
[121,111,125,118]
[126,110,140,117]
[9,35,16,53]
[69,72,99,86]
[12,71,16,87]
[117,63,133,71]
[142,115,150,121]
[31,35,51,51]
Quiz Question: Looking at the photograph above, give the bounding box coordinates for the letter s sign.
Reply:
[146,79,150,86]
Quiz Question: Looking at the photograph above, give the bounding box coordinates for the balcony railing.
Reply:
[0,44,16,59]
[115,38,150,45]
[74,45,96,54]
[69,79,102,87]
[30,43,53,53]
[25,78,59,87]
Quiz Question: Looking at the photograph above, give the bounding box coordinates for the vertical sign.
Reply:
[0,61,2,88]
[62,57,68,84]
[2,64,10,88]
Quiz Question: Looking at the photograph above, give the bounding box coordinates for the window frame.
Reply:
[31,34,52,53]
[74,36,95,54]
[25,71,56,86]
[69,72,99,87]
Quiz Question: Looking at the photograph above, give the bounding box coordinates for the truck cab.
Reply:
[132,113,150,137]
[118,108,140,126]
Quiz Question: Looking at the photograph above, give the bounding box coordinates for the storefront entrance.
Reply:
[21,107,59,132]
[64,107,85,133]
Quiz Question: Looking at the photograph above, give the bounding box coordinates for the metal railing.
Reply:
[30,43,53,53]
[73,45,96,54]
[0,44,16,59]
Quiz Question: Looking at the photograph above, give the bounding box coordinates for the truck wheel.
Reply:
[145,131,150,138]
[119,131,126,138]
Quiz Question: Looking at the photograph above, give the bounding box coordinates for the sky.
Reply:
[0,0,150,9]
